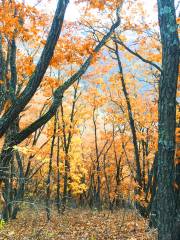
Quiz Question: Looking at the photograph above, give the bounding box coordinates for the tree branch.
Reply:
[0,0,69,137]
[11,17,121,146]
[113,38,162,73]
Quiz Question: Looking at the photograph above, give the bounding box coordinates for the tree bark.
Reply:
[156,0,179,239]
[0,0,69,137]
[114,41,142,188]
[56,120,61,213]
[46,115,57,221]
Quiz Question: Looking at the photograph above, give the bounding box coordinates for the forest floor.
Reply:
[0,208,157,240]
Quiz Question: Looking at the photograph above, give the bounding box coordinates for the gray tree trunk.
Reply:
[156,0,179,239]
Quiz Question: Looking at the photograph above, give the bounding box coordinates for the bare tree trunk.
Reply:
[0,34,6,112]
[61,80,80,208]
[11,151,25,219]
[1,119,19,221]
[46,115,57,221]
[114,41,142,187]
[112,125,123,208]
[156,0,179,239]
[56,130,61,214]
[93,107,101,210]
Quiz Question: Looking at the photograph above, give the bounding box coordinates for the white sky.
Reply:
[47,0,79,21]
[25,0,179,22]
[30,0,80,21]
[28,0,157,21]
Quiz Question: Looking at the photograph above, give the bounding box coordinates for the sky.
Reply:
[48,0,79,20]
[25,0,180,21]
[27,0,158,22]
[30,0,80,21]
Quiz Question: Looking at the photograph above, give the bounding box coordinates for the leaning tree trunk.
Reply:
[114,41,142,188]
[156,1,179,239]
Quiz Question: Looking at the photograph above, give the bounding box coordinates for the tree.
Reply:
[0,0,122,221]
[0,0,121,142]
[0,0,69,136]
[156,0,179,239]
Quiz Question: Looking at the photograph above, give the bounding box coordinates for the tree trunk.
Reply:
[46,115,57,221]
[56,133,61,213]
[11,151,25,219]
[156,0,179,239]
[114,41,142,188]
[93,107,101,210]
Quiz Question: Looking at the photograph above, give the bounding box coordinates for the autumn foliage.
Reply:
[0,0,179,239]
